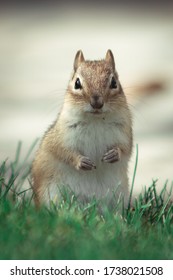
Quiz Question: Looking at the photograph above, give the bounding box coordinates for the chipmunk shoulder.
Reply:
[32,50,133,208]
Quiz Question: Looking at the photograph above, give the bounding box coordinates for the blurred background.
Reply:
[0,1,173,196]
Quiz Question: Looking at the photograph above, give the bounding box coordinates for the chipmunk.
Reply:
[32,50,133,209]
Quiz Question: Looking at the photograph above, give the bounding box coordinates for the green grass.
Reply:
[0,142,173,260]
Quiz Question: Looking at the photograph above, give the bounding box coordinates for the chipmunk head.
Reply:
[67,50,126,115]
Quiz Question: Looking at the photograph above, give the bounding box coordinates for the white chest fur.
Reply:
[52,108,130,204]
[65,118,123,163]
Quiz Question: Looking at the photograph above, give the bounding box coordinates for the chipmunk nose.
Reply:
[90,95,104,109]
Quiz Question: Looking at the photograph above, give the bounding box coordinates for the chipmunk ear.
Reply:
[74,50,85,71]
[105,49,115,69]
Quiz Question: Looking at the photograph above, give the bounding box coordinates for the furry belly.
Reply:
[43,120,130,206]
[45,158,129,206]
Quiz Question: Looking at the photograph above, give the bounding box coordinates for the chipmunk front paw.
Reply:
[102,147,121,163]
[76,156,96,171]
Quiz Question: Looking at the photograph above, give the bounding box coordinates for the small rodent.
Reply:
[32,50,133,208]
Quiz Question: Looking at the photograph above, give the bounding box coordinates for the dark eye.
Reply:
[110,76,117,89]
[75,78,82,89]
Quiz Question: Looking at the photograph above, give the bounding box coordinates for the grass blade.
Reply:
[128,143,138,210]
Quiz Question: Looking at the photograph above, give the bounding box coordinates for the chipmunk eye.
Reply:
[74,78,82,90]
[110,76,117,89]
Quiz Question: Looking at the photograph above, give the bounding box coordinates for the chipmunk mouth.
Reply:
[89,109,103,114]
[84,105,106,115]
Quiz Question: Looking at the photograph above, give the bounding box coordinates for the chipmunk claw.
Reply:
[102,147,121,163]
[77,156,96,171]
